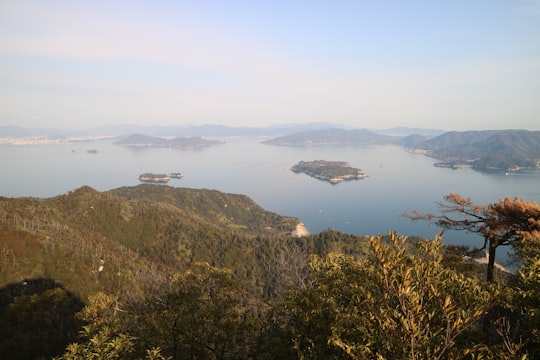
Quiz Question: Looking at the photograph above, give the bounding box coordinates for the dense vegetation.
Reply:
[291,160,366,184]
[0,185,539,359]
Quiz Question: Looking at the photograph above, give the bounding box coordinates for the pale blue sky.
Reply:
[1,0,539,130]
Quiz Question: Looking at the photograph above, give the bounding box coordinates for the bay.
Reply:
[1,139,539,257]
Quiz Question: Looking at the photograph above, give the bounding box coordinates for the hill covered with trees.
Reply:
[1,185,539,359]
[416,130,540,171]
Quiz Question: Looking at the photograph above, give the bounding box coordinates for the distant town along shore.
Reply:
[291,160,366,184]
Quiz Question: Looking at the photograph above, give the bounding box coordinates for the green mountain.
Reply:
[0,184,377,358]
[417,130,540,171]
[0,185,299,296]
[3,184,534,359]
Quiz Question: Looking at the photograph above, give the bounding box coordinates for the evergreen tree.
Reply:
[405,194,540,282]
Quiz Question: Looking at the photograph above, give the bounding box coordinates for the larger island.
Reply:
[291,160,367,184]
[116,133,223,149]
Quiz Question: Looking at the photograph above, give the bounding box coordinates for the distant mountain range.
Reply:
[3,124,538,172]
[372,126,445,138]
[0,123,442,139]
[416,130,540,171]
[115,133,223,148]
[262,128,401,146]
[0,123,354,138]
[263,128,540,172]
[261,128,432,146]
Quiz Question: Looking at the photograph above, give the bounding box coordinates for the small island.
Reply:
[138,172,183,184]
[291,160,366,184]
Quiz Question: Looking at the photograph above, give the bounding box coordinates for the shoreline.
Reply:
[292,222,309,237]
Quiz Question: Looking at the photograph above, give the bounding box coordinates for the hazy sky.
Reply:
[1,1,539,131]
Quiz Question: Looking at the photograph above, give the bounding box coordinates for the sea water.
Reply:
[1,139,539,260]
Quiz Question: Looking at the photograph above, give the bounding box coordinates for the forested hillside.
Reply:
[417,130,540,171]
[0,185,539,359]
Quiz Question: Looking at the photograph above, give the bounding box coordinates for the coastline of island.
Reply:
[291,160,367,184]
[138,172,183,184]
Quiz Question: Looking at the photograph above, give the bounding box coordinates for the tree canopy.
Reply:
[405,194,540,282]
[2,186,540,358]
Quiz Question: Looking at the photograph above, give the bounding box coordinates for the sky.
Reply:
[1,0,539,131]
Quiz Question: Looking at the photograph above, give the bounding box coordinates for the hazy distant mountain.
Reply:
[262,128,399,145]
[372,127,445,138]
[400,133,428,147]
[1,123,445,139]
[414,130,540,171]
[6,125,538,173]
[0,122,355,139]
[418,130,501,151]
[93,123,351,137]
[262,128,540,172]
[115,133,224,148]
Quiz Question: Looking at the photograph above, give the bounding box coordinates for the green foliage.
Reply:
[109,184,299,235]
[278,232,496,359]
[56,325,135,360]
[2,186,540,359]
[494,257,540,359]
[406,194,540,282]
[138,263,259,359]
[291,160,365,183]
[0,186,374,305]
[0,279,83,359]
[515,257,540,356]
[0,185,303,302]
[55,291,173,360]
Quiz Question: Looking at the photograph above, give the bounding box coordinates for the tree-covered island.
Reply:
[291,160,366,184]
[138,172,183,184]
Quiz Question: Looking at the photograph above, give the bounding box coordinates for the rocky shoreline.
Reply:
[291,160,366,184]
[138,172,183,184]
[291,222,309,237]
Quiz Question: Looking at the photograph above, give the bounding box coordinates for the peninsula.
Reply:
[291,160,366,184]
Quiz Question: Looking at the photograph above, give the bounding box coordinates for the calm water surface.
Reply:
[2,139,539,255]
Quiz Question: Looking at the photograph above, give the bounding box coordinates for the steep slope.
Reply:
[416,130,540,170]
[109,184,298,235]
[0,185,310,301]
[0,184,374,301]
[419,130,499,151]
